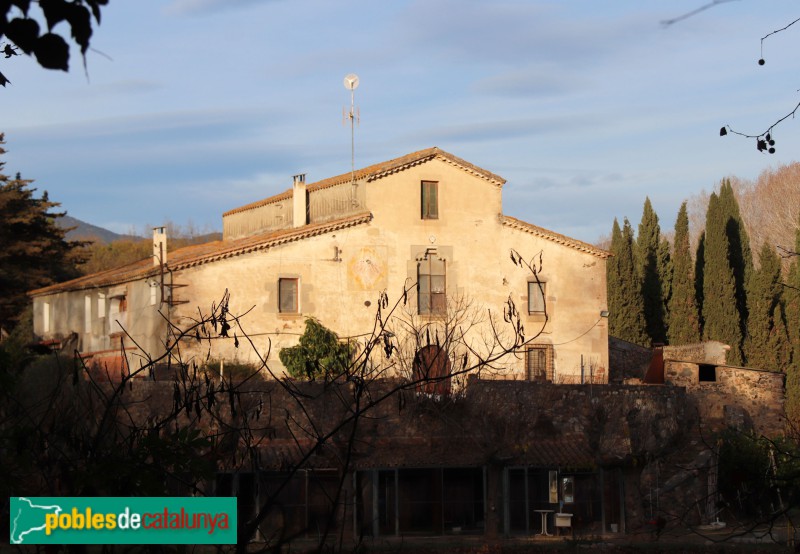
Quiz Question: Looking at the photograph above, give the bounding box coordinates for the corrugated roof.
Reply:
[30,211,372,297]
[223,147,506,217]
[502,216,611,259]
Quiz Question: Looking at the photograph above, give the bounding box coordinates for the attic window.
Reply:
[421,181,438,219]
[699,364,716,382]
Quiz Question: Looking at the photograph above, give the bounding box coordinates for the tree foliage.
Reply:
[702,190,744,365]
[785,221,800,429]
[0,1,109,86]
[637,197,668,344]
[719,180,753,352]
[667,202,701,344]
[743,241,789,371]
[607,218,648,345]
[279,318,354,380]
[0,134,84,333]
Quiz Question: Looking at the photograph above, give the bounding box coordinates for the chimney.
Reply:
[153,226,167,267]
[292,173,307,228]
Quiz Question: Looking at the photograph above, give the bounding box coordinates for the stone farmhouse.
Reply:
[29,147,610,384]
[25,148,789,543]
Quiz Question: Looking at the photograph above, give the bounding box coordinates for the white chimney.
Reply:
[292,174,307,228]
[153,226,167,267]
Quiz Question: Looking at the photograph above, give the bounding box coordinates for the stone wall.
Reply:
[664,362,784,437]
[116,373,780,534]
[608,337,652,383]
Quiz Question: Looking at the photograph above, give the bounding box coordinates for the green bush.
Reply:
[279,318,353,380]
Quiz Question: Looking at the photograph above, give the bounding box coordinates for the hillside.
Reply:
[57,215,140,244]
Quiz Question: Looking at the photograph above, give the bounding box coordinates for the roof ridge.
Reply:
[224,147,505,217]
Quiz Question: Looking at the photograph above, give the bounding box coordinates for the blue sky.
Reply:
[3,0,800,243]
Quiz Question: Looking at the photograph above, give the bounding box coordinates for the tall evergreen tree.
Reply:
[784,220,800,429]
[607,218,648,345]
[695,231,705,332]
[744,242,789,370]
[658,236,673,339]
[637,198,667,344]
[0,134,84,333]
[702,191,744,365]
[668,202,701,344]
[718,179,753,361]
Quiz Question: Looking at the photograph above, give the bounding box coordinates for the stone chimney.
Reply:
[292,174,307,228]
[153,226,167,267]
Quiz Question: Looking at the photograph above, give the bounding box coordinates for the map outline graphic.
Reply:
[10,497,63,544]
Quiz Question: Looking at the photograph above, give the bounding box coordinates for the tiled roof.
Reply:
[223,147,506,217]
[502,216,611,259]
[30,212,373,297]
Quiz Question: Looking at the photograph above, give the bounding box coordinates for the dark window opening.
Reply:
[279,278,299,313]
[699,363,716,382]
[526,345,554,382]
[358,467,484,536]
[421,181,438,219]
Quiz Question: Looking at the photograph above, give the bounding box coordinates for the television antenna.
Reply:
[343,74,360,188]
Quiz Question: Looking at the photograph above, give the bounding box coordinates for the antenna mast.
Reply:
[343,74,360,186]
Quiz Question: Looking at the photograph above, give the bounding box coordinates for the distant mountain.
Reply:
[56,215,223,246]
[57,215,141,244]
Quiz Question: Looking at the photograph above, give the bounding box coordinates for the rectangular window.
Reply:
[84,295,92,333]
[98,293,106,318]
[150,285,158,306]
[528,281,546,314]
[418,255,446,315]
[43,301,51,333]
[279,278,299,313]
[526,344,554,382]
[421,181,438,219]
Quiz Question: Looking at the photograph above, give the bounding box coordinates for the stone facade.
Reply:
[29,148,610,384]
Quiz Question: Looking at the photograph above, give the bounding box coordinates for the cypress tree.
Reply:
[668,202,701,344]
[744,242,789,370]
[784,220,800,429]
[702,191,744,365]
[695,231,705,332]
[718,179,753,361]
[637,198,667,344]
[608,218,648,345]
[658,236,673,339]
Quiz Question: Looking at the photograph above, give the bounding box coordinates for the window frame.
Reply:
[527,280,546,315]
[417,253,446,315]
[43,301,51,333]
[84,295,92,333]
[421,181,439,220]
[525,344,554,382]
[278,277,299,314]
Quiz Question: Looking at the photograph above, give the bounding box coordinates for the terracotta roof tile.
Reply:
[223,147,506,217]
[502,216,610,259]
[30,211,372,297]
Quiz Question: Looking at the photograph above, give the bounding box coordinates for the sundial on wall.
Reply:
[348,246,386,290]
